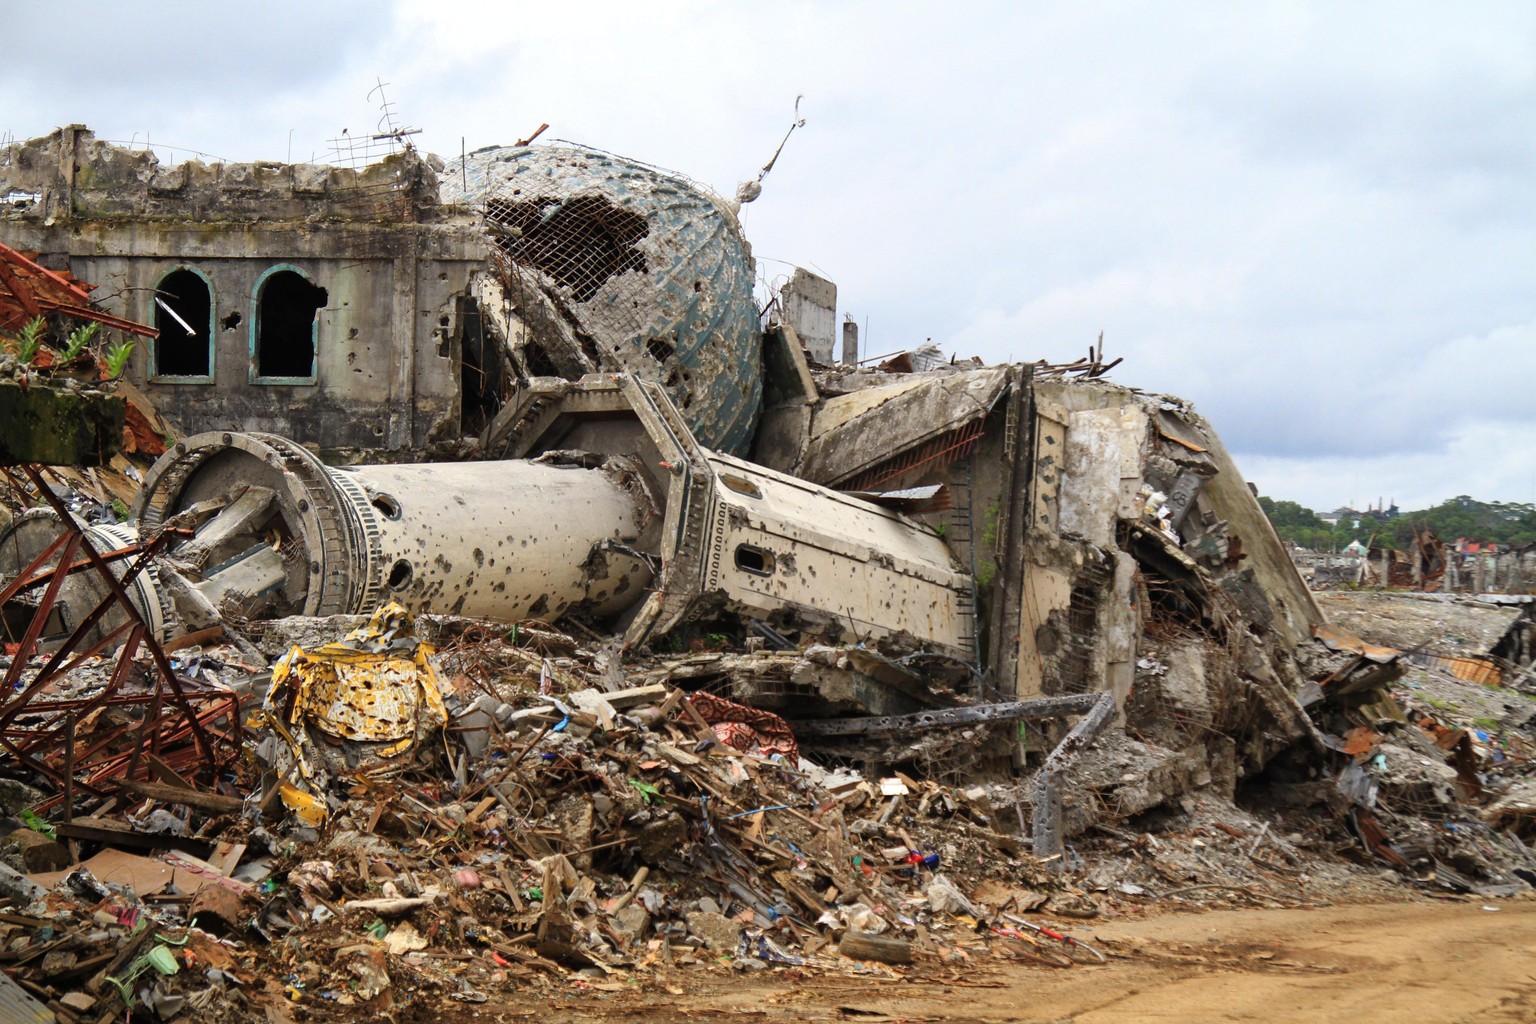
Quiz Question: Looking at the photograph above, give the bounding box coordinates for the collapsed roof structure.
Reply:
[0,127,1533,1017]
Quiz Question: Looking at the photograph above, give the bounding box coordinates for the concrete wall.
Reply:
[780,268,837,365]
[0,126,489,452]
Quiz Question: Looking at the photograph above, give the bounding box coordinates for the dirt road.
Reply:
[480,899,1536,1024]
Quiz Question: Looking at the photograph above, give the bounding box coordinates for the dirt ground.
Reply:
[422,899,1536,1024]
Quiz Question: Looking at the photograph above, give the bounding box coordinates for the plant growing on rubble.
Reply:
[628,779,663,805]
[14,315,45,365]
[61,320,100,361]
[103,339,135,379]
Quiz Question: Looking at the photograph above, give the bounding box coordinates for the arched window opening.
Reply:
[152,268,213,378]
[254,268,326,381]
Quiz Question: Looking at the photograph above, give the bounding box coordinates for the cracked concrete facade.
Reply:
[0,125,488,453]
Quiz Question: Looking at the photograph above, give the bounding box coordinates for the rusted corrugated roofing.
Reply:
[0,241,156,337]
[1313,622,1401,664]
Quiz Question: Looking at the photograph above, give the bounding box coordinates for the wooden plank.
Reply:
[207,841,247,876]
[114,779,244,814]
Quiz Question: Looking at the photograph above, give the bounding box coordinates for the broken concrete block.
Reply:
[685,910,742,951]
[611,904,650,946]
[0,382,124,466]
[60,991,97,1012]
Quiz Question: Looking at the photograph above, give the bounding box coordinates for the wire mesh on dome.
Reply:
[464,145,763,455]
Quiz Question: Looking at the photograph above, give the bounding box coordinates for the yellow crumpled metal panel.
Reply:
[268,601,448,753]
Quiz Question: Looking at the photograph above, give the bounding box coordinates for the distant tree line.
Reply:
[1257,495,1536,551]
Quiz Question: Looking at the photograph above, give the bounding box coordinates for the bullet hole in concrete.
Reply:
[256,269,327,378]
[371,494,402,520]
[485,193,649,303]
[153,269,212,376]
[221,311,242,331]
[348,327,359,339]
[388,560,413,590]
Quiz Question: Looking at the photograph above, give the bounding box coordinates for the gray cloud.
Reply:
[3,0,1532,511]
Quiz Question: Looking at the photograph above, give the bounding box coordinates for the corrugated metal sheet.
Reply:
[0,970,55,1024]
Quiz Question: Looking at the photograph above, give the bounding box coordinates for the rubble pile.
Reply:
[5,123,1536,1023]
[0,576,1532,1022]
[0,606,1131,1022]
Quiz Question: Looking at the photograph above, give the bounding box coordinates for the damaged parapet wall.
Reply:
[758,352,1327,811]
[449,145,763,455]
[0,125,488,451]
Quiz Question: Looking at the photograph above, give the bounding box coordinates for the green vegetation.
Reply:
[61,320,100,361]
[104,339,135,379]
[1259,493,1536,550]
[13,316,46,365]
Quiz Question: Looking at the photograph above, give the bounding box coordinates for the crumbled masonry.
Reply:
[2,128,1535,1021]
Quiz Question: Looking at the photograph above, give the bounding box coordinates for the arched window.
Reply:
[151,268,213,380]
[251,266,326,383]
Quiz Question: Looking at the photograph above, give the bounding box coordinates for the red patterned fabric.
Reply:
[686,691,799,762]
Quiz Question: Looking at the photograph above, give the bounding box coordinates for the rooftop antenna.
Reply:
[735,95,806,206]
[326,78,423,169]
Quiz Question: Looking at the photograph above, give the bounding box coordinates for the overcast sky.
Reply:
[4,1,1533,513]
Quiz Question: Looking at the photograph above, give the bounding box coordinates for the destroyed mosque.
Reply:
[0,125,1533,1020]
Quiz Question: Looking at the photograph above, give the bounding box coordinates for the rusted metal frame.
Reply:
[22,535,170,696]
[0,254,42,317]
[0,466,39,502]
[23,467,220,765]
[0,531,81,692]
[841,420,986,493]
[34,300,159,338]
[0,681,236,723]
[0,538,167,733]
[5,543,142,597]
[18,690,238,793]
[0,732,105,796]
[8,626,145,769]
[53,618,136,680]
[19,576,147,693]
[94,695,242,785]
[0,529,73,607]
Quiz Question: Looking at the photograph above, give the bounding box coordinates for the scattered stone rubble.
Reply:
[0,580,1531,1022]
